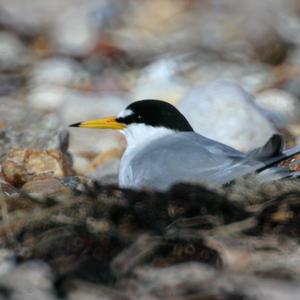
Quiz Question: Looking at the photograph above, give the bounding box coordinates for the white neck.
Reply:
[121,124,174,149]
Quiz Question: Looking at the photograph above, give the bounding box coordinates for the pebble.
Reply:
[0,178,19,198]
[0,122,70,162]
[0,72,25,96]
[284,48,300,97]
[88,148,122,171]
[177,80,277,151]
[0,249,15,277]
[21,178,73,203]
[89,158,120,185]
[28,85,69,111]
[2,148,73,186]
[67,281,126,300]
[50,0,126,56]
[256,88,300,126]
[186,62,275,94]
[0,31,29,70]
[0,0,65,33]
[50,5,98,56]
[132,263,215,298]
[0,102,70,162]
[0,179,35,212]
[115,0,291,65]
[71,155,92,176]
[72,146,124,182]
[62,176,94,193]
[0,261,55,300]
[30,57,88,87]
[131,57,189,103]
[29,57,90,111]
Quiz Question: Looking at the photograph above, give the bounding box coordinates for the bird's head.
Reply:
[70,100,194,147]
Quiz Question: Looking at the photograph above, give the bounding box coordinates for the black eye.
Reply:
[137,115,143,121]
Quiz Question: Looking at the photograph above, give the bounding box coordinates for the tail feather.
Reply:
[247,134,283,161]
[230,135,300,184]
[257,144,300,173]
[246,133,300,173]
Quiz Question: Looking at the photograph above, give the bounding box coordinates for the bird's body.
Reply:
[119,131,245,190]
[119,130,284,190]
[70,99,300,190]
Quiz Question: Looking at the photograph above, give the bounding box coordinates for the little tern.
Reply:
[70,99,300,190]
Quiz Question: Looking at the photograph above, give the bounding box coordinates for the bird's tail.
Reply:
[236,134,300,183]
[257,143,300,173]
[246,134,283,162]
[254,134,300,182]
[244,133,300,172]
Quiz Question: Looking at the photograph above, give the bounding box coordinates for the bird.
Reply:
[70,99,300,191]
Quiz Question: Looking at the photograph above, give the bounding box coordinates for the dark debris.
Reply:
[1,177,300,299]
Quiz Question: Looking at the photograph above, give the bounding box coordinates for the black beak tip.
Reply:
[69,122,81,127]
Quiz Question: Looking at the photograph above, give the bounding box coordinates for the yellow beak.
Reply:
[69,116,126,130]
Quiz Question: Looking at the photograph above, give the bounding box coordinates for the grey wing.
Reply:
[128,133,263,190]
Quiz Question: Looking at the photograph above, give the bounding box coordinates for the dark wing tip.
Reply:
[268,133,284,155]
[69,122,81,127]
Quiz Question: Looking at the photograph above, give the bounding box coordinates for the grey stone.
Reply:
[30,57,87,87]
[183,61,275,93]
[131,57,189,103]
[0,0,65,33]
[0,101,69,162]
[177,80,277,151]
[0,32,29,70]
[130,262,300,300]
[0,249,15,277]
[89,159,120,185]
[256,89,300,125]
[0,261,55,300]
[115,0,291,65]
[50,5,98,56]
[62,176,94,193]
[21,178,73,203]
[28,85,69,111]
[68,280,128,300]
[0,179,20,199]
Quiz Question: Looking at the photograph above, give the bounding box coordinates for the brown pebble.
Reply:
[21,178,73,203]
[2,148,74,186]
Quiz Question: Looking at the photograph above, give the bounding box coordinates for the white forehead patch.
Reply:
[117,109,134,119]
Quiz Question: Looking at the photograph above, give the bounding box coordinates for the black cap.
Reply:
[116,100,194,132]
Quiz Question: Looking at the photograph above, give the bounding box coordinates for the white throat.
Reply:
[122,124,174,149]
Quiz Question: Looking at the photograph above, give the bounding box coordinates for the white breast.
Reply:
[118,124,174,188]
